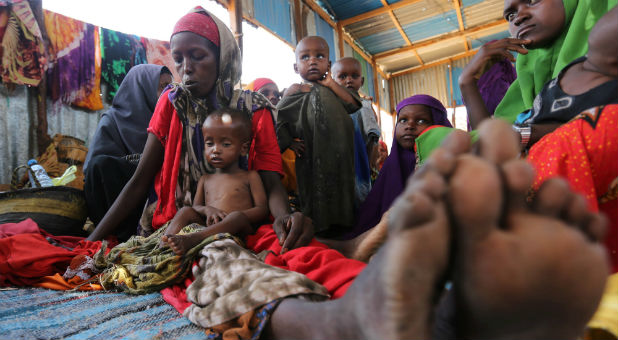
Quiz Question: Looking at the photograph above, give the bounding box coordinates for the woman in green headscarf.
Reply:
[461,0,617,128]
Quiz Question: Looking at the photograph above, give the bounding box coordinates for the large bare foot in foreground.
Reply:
[449,119,609,339]
[267,130,473,339]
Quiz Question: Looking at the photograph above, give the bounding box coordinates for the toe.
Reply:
[440,129,472,156]
[449,155,502,243]
[390,170,447,232]
[421,130,472,178]
[501,160,535,213]
[477,119,521,165]
[532,178,572,217]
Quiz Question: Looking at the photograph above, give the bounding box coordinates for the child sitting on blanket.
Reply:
[276,36,361,238]
[161,108,269,255]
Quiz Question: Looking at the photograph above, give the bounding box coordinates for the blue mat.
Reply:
[0,288,205,339]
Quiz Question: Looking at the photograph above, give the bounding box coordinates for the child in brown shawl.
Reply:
[276,36,361,238]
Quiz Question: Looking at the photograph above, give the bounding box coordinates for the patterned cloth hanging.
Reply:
[100,28,147,101]
[43,9,103,111]
[141,37,180,82]
[0,0,45,86]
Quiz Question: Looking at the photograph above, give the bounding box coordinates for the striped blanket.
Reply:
[0,287,204,339]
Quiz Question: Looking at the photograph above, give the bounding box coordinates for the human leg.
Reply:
[164,211,253,255]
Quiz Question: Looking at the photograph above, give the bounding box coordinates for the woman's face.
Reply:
[171,32,218,98]
[504,0,565,49]
[395,105,434,150]
[258,83,281,106]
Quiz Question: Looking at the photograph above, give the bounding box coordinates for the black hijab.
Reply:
[84,64,169,171]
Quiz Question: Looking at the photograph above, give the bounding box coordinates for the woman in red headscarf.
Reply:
[84,7,365,337]
[246,77,281,106]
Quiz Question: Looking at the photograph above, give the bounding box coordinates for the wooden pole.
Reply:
[30,0,52,154]
[336,22,344,58]
[229,0,243,53]
[388,78,395,116]
[293,0,304,43]
[447,62,456,128]
[372,62,381,124]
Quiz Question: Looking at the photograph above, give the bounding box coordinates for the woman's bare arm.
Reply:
[86,133,164,241]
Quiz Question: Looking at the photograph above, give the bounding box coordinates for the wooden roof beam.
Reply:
[391,49,478,77]
[375,19,506,60]
[452,0,470,51]
[380,0,423,65]
[339,0,424,26]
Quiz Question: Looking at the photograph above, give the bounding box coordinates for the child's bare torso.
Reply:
[202,172,254,213]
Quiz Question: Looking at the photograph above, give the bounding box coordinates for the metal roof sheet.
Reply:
[401,10,460,42]
[357,27,407,54]
[321,0,384,20]
[345,13,395,39]
[463,0,505,28]
[311,0,510,73]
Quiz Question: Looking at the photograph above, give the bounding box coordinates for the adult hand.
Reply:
[459,38,530,86]
[273,212,314,253]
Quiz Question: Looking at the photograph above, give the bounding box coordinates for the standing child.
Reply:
[161,108,269,255]
[331,57,381,206]
[276,36,361,238]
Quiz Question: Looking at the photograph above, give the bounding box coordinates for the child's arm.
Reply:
[239,171,269,224]
[192,175,227,226]
[459,38,530,129]
[318,71,360,107]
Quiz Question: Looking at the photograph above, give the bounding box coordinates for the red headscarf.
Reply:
[246,78,275,91]
[171,7,220,47]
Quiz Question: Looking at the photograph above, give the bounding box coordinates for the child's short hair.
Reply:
[203,108,252,141]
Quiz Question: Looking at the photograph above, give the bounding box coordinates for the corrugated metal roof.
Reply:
[346,13,395,39]
[357,28,407,54]
[254,0,293,44]
[380,52,422,73]
[401,10,460,42]
[417,38,466,64]
[393,0,451,26]
[463,0,505,28]
[468,29,510,48]
[316,0,508,71]
[322,0,384,20]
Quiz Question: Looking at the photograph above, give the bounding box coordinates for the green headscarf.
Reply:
[494,0,617,123]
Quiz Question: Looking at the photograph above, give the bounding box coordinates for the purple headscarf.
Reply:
[343,95,452,239]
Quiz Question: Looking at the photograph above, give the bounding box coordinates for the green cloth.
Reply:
[276,84,360,235]
[95,223,242,294]
[414,127,478,167]
[494,0,617,123]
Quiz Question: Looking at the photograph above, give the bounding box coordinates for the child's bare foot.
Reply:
[449,120,609,339]
[161,233,205,256]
